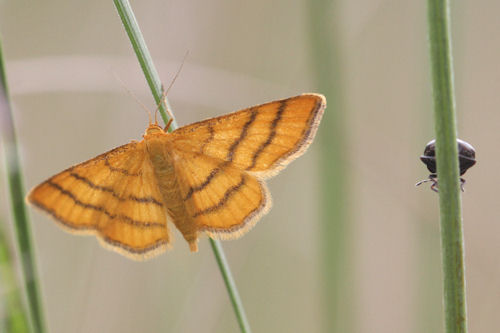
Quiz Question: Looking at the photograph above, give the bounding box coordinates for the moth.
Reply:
[28,94,326,260]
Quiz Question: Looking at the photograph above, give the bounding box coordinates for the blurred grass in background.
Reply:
[309,1,353,332]
[1,37,45,333]
[0,1,498,332]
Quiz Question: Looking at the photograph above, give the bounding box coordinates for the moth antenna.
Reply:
[155,51,189,130]
[154,89,159,125]
[159,84,176,131]
[112,71,153,125]
[165,51,189,97]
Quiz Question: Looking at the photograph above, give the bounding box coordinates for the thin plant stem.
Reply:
[427,0,468,332]
[0,39,47,333]
[308,2,353,332]
[112,1,252,332]
[209,240,252,333]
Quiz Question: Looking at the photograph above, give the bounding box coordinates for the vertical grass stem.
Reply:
[0,38,47,333]
[427,0,468,332]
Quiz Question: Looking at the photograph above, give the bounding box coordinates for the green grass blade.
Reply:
[308,2,353,332]
[427,0,468,332]
[0,38,47,333]
[0,224,31,333]
[112,1,252,332]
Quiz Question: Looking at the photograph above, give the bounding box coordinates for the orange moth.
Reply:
[28,94,326,260]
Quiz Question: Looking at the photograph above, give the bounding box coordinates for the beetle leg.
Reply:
[460,177,466,192]
[430,179,439,192]
[415,178,431,187]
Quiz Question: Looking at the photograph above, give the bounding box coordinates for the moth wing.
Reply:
[170,94,325,178]
[169,147,270,239]
[27,141,170,260]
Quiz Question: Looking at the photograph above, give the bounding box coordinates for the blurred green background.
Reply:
[1,1,498,332]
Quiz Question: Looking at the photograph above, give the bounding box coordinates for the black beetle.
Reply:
[416,139,476,192]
